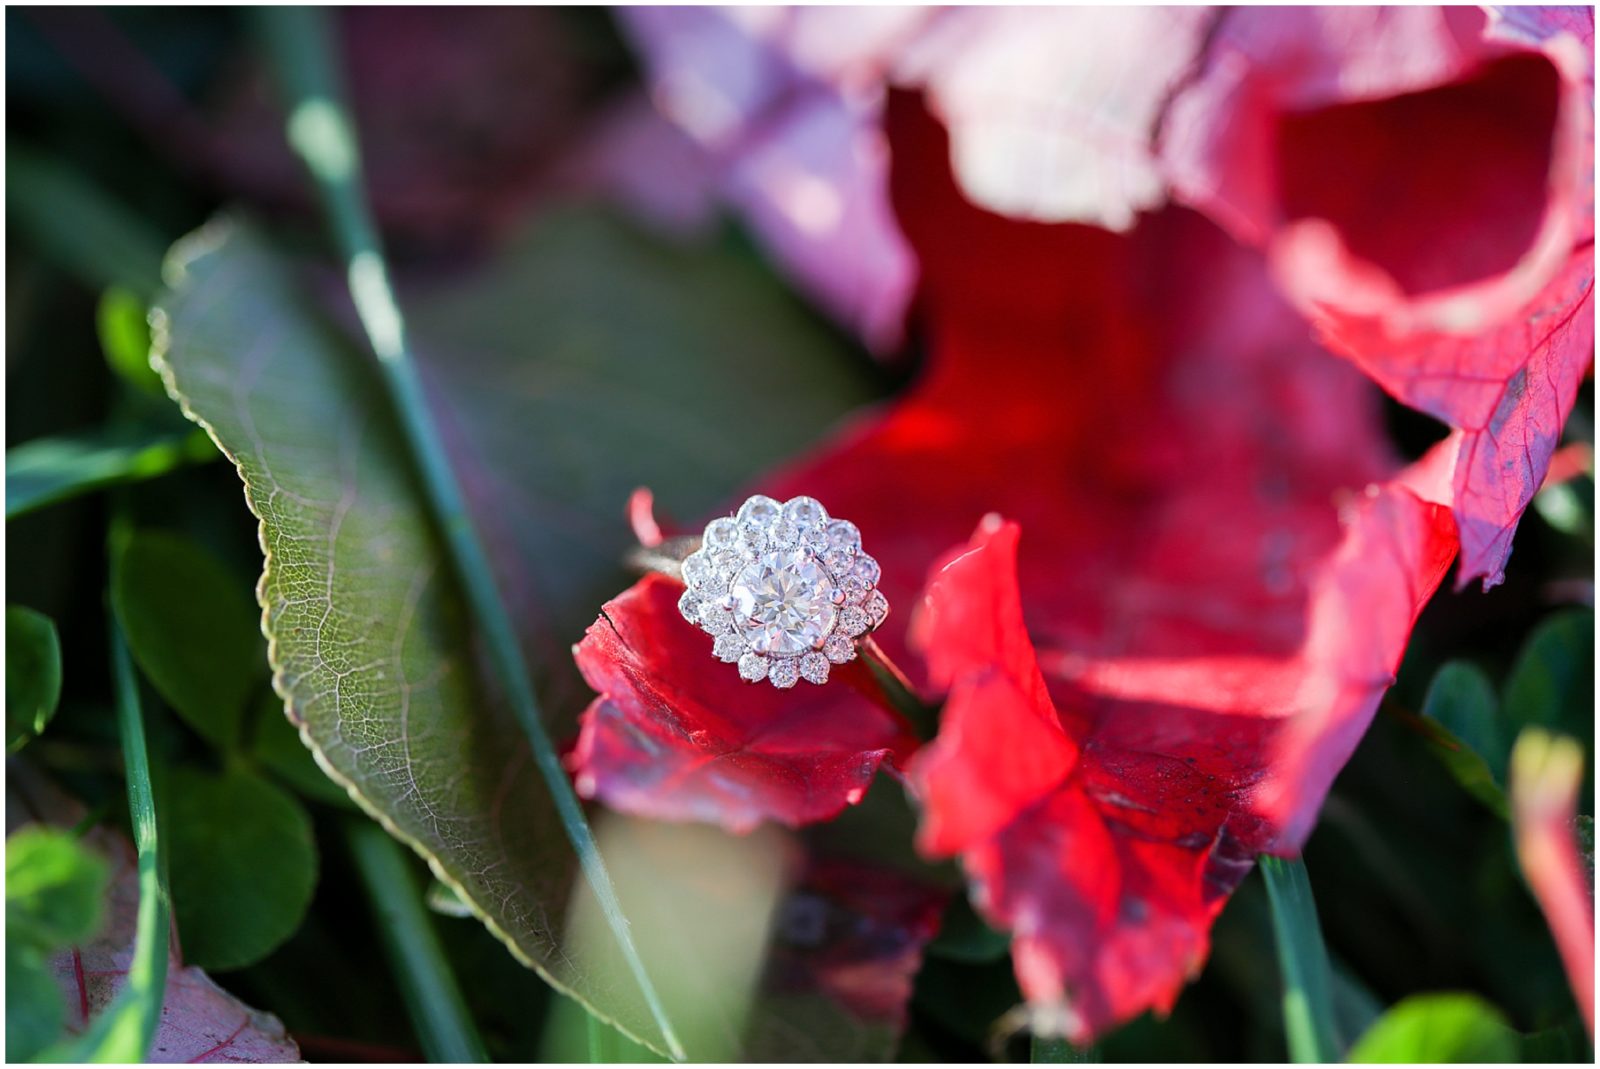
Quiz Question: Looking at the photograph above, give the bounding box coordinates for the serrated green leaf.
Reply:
[6,605,61,751]
[112,530,264,751]
[5,424,216,519]
[98,287,163,395]
[1347,993,1518,1063]
[164,768,317,971]
[150,212,875,1056]
[248,690,354,808]
[1504,609,1595,741]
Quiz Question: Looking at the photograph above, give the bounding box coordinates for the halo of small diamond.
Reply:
[681,494,889,687]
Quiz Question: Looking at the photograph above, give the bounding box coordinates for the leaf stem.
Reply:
[256,8,684,1060]
[859,635,941,741]
[1260,854,1341,1063]
[344,820,489,1063]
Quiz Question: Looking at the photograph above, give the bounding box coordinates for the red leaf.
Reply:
[571,574,917,833]
[1160,6,1596,587]
[755,94,1456,1040]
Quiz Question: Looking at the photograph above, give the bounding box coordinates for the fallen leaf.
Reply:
[6,766,301,1063]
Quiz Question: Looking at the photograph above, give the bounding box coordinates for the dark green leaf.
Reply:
[164,768,317,971]
[1032,1035,1098,1062]
[6,605,62,751]
[1347,993,1519,1063]
[151,212,875,1054]
[112,530,264,750]
[1401,689,1509,820]
[1504,609,1595,740]
[98,287,163,395]
[5,424,215,519]
[1422,660,1504,779]
[6,941,63,1062]
[1260,855,1340,1062]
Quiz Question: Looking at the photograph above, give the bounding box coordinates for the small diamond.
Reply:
[768,658,800,689]
[823,633,855,664]
[799,652,830,685]
[823,548,855,577]
[713,634,745,663]
[839,606,870,637]
[866,590,890,627]
[698,600,732,635]
[738,496,782,526]
[825,520,860,553]
[738,652,769,682]
[783,496,827,527]
[769,520,800,548]
[678,590,700,623]
[713,548,743,573]
[852,555,881,586]
[842,575,870,603]
[683,551,712,586]
[737,523,768,556]
[705,518,739,548]
[696,572,728,598]
[800,524,829,550]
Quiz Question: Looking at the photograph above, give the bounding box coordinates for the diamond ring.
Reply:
[662,495,889,689]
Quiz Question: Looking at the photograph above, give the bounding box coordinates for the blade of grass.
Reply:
[51,590,170,1060]
[344,820,490,1063]
[1260,854,1340,1063]
[7,144,168,299]
[254,8,685,1060]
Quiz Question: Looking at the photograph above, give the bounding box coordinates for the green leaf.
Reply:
[1404,662,1510,819]
[1259,855,1340,1063]
[6,424,215,519]
[150,211,874,1056]
[1422,661,1503,777]
[6,605,62,751]
[1504,609,1595,740]
[1347,993,1519,1063]
[112,530,264,751]
[6,940,64,1062]
[7,144,168,299]
[5,827,110,952]
[98,287,163,395]
[164,768,317,971]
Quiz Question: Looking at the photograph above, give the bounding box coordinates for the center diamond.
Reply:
[730,550,838,656]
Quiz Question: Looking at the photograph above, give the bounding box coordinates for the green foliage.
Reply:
[163,768,317,971]
[1346,993,1519,1063]
[5,828,112,1061]
[1504,609,1595,741]
[247,690,353,807]
[97,287,163,395]
[6,605,61,751]
[5,424,215,519]
[112,529,264,750]
[928,894,1012,963]
[1411,661,1510,818]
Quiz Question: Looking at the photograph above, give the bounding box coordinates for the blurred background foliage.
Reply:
[5,7,1593,1063]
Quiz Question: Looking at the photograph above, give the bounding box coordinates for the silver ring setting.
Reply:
[677,495,889,688]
